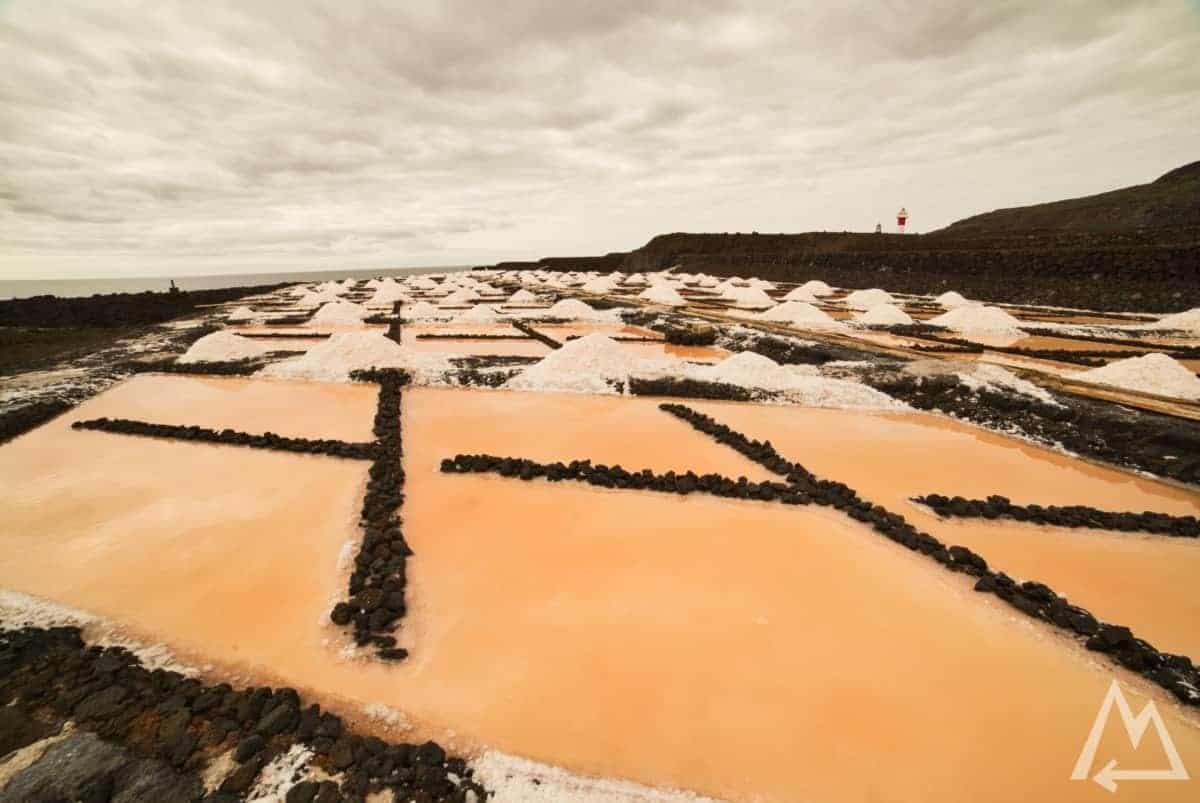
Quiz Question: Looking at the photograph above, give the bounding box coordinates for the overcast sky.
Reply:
[2,1,1198,278]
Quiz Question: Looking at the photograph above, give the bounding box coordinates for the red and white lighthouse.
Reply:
[896,207,909,234]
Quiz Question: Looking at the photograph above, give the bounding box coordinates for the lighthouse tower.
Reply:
[896,207,909,234]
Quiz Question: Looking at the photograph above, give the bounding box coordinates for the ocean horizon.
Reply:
[0,265,470,300]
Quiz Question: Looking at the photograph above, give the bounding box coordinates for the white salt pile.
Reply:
[623,274,648,286]
[507,289,538,304]
[682,352,899,409]
[854,304,913,326]
[757,301,843,329]
[959,364,1060,405]
[401,301,448,321]
[407,276,439,291]
[799,280,835,297]
[441,288,479,306]
[782,286,820,302]
[689,351,818,392]
[311,300,369,327]
[368,284,410,306]
[547,298,611,320]
[697,276,721,288]
[506,333,675,394]
[294,289,343,309]
[928,305,1023,336]
[1140,307,1200,335]
[1073,353,1200,400]
[179,331,270,364]
[721,286,775,309]
[843,288,895,310]
[582,277,617,294]
[935,290,973,309]
[638,285,687,307]
[227,306,258,323]
[456,304,500,323]
[262,331,450,382]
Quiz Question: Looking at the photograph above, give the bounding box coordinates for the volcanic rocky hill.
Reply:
[941,161,1200,234]
[489,162,1200,312]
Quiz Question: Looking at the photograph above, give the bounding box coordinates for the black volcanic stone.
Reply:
[220,755,265,794]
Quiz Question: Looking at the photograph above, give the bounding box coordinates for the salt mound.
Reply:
[844,288,895,310]
[782,286,820,302]
[854,304,913,326]
[547,298,600,319]
[407,276,439,291]
[1142,307,1200,334]
[683,351,899,409]
[1073,353,1200,400]
[506,333,676,394]
[623,274,648,286]
[180,331,270,364]
[507,289,538,304]
[929,305,1023,335]
[722,286,775,309]
[368,284,410,306]
[959,364,1060,405]
[261,331,449,383]
[311,300,369,327]
[401,301,447,320]
[440,288,479,306]
[227,305,258,322]
[581,277,617,294]
[697,276,721,288]
[936,291,973,309]
[456,304,499,323]
[692,352,817,392]
[294,289,343,308]
[800,280,835,297]
[638,285,686,306]
[757,301,842,328]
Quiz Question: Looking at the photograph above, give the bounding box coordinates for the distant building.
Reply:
[896,207,909,234]
[874,223,882,234]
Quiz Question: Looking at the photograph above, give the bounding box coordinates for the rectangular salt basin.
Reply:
[398,324,552,357]
[687,400,1200,659]
[2,386,1199,802]
[50,373,379,442]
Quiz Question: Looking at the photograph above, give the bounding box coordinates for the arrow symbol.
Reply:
[1093,758,1191,793]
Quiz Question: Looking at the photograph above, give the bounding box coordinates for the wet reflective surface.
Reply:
[0,384,1198,800]
[688,400,1200,658]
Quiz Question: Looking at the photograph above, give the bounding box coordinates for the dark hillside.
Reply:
[940,161,1200,234]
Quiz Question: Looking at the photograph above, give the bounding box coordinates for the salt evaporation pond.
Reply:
[688,401,1200,658]
[0,384,1198,801]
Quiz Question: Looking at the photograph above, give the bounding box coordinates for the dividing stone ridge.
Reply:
[657,402,1200,705]
[0,625,484,802]
[510,321,561,349]
[331,370,411,661]
[915,494,1200,537]
[121,359,267,376]
[71,418,378,461]
[440,453,806,502]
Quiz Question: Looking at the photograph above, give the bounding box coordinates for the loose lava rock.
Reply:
[0,625,485,801]
[917,494,1200,538]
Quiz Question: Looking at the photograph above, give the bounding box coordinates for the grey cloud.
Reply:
[1,0,1198,277]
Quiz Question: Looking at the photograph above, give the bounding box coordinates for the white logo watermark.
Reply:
[1071,679,1190,793]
